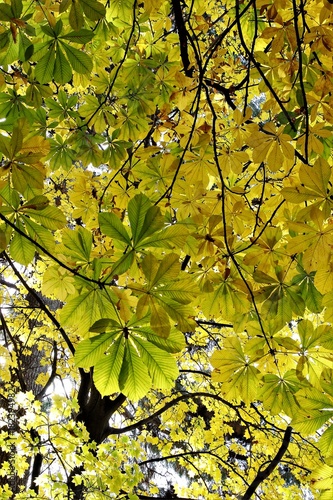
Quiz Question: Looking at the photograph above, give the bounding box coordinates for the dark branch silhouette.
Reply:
[241,426,293,499]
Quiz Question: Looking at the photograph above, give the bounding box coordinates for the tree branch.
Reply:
[3,252,76,355]
[29,429,43,493]
[0,214,101,286]
[108,392,241,435]
[196,319,233,328]
[36,341,58,400]
[241,426,292,499]
[171,0,193,77]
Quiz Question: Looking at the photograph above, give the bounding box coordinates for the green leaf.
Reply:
[320,368,333,399]
[94,336,125,396]
[211,337,261,404]
[59,0,71,13]
[22,205,66,230]
[99,212,131,245]
[156,278,198,304]
[59,288,119,335]
[80,0,106,21]
[260,370,304,416]
[0,3,13,21]
[109,249,134,277]
[41,24,56,38]
[156,298,196,333]
[0,31,9,51]
[305,279,323,313]
[24,44,34,61]
[11,0,23,18]
[74,331,121,368]
[149,301,171,338]
[292,387,333,434]
[12,163,45,194]
[298,319,323,351]
[119,341,151,400]
[54,46,72,84]
[10,223,35,265]
[0,182,20,209]
[23,216,55,252]
[58,227,92,262]
[135,206,165,246]
[10,127,23,158]
[35,47,55,84]
[69,0,84,31]
[54,19,63,37]
[61,41,93,74]
[140,223,189,249]
[89,318,120,333]
[128,193,153,246]
[133,326,186,353]
[144,252,180,288]
[20,195,49,210]
[310,464,333,492]
[318,425,333,457]
[60,28,94,44]
[133,336,178,389]
[0,134,11,157]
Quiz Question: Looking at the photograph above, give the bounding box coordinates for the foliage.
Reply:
[0,0,333,498]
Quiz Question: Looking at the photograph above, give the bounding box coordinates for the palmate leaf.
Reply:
[156,297,196,333]
[202,280,250,321]
[211,337,261,404]
[138,252,197,334]
[99,196,188,268]
[259,370,305,416]
[42,266,76,301]
[282,157,331,204]
[142,252,180,288]
[291,266,323,313]
[75,316,183,398]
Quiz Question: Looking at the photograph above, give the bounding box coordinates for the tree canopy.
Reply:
[1,0,333,498]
